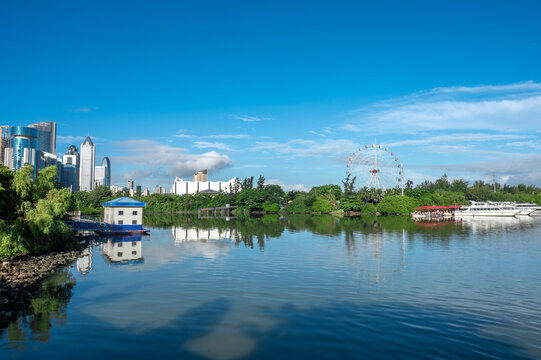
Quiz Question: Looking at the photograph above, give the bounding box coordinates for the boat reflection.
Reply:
[101,236,144,264]
[459,215,539,234]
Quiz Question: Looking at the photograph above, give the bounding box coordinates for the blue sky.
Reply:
[1,0,541,191]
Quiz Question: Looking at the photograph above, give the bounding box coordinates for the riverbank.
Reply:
[0,250,80,327]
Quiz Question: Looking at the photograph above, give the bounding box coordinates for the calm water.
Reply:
[2,214,541,359]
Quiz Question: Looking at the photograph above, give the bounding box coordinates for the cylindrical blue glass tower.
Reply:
[10,126,38,174]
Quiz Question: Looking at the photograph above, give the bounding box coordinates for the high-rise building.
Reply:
[102,157,111,187]
[128,180,134,190]
[62,145,79,191]
[0,126,11,165]
[28,121,56,154]
[193,169,208,182]
[79,136,95,191]
[38,151,62,182]
[5,126,38,175]
[94,165,105,188]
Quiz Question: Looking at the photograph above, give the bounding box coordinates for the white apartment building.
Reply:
[170,176,237,195]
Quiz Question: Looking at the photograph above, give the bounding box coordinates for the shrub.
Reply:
[311,198,332,214]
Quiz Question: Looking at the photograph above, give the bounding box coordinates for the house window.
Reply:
[118,220,123,225]
[117,242,123,247]
[132,220,137,225]
[132,242,137,246]
[118,210,124,215]
[117,252,123,257]
[132,251,137,255]
[132,211,138,215]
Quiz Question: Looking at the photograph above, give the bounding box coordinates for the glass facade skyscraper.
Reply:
[102,157,111,187]
[9,126,38,175]
[28,121,56,154]
[62,145,79,191]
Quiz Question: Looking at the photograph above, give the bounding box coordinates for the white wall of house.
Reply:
[104,206,143,225]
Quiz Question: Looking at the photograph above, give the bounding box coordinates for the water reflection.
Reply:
[77,246,93,275]
[2,270,76,348]
[101,236,144,264]
[3,214,541,359]
[172,227,237,244]
[459,216,538,234]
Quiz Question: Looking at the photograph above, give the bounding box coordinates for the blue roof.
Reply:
[102,197,146,208]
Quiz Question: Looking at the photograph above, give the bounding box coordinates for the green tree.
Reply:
[342,174,356,196]
[311,197,332,214]
[257,175,265,189]
[377,195,415,215]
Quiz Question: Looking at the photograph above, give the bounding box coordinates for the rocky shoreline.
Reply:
[0,250,80,327]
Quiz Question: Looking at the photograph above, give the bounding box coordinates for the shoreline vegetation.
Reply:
[0,164,81,324]
[2,167,541,260]
[75,174,541,217]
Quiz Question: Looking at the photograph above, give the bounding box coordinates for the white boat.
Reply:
[515,203,541,216]
[488,202,538,216]
[455,202,520,217]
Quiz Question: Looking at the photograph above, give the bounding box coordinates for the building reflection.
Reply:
[171,227,237,245]
[101,236,144,264]
[76,246,93,276]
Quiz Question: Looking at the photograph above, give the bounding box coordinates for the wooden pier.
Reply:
[198,205,237,218]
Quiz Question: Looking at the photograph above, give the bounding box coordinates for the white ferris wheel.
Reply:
[346,143,405,194]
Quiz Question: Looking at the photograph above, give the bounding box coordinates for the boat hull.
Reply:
[455,210,519,217]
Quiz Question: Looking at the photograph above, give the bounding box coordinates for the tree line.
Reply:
[73,173,541,217]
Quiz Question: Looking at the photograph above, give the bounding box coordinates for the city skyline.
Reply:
[1,1,541,190]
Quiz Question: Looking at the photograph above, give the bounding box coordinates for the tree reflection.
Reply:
[4,269,76,346]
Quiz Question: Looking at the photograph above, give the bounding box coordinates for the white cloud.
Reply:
[506,140,541,150]
[308,130,326,137]
[235,164,268,168]
[425,81,541,95]
[68,106,99,113]
[251,138,356,159]
[427,154,541,185]
[388,133,533,147]
[174,130,250,140]
[111,139,233,182]
[266,179,309,192]
[346,81,541,133]
[57,135,85,144]
[206,134,250,139]
[57,135,104,144]
[340,124,361,132]
[228,114,273,122]
[422,145,518,157]
[193,141,233,151]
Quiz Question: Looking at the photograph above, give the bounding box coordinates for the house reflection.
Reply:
[171,227,237,245]
[101,236,144,264]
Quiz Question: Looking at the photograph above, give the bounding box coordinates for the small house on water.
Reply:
[101,197,149,235]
